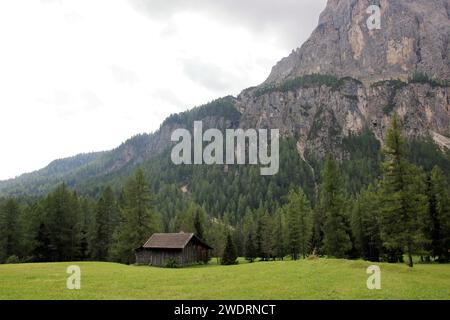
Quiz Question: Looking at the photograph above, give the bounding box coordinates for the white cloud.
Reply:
[0,0,326,180]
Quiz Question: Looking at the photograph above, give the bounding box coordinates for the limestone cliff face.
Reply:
[237,0,450,159]
[265,0,450,84]
[237,80,450,159]
[135,0,450,161]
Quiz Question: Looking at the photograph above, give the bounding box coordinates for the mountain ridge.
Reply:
[265,0,450,84]
[1,0,449,197]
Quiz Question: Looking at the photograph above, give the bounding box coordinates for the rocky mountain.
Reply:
[266,0,450,84]
[238,0,450,159]
[0,0,449,197]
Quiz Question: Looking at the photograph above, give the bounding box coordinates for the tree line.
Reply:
[0,114,449,267]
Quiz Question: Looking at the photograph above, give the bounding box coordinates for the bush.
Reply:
[408,72,449,88]
[5,255,20,264]
[165,258,180,268]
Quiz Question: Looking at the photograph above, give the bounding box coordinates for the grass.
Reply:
[0,258,449,300]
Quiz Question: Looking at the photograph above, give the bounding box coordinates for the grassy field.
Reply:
[0,258,449,300]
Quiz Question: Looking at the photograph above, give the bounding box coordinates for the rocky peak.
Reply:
[265,0,450,85]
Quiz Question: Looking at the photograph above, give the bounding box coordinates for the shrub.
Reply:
[5,255,20,264]
[165,258,180,268]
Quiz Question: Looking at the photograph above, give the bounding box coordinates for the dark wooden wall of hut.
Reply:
[182,242,209,265]
[136,249,182,267]
[136,242,209,267]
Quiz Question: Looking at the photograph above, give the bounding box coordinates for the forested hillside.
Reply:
[1,115,449,267]
[1,0,449,268]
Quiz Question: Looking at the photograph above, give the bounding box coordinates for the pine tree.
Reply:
[109,169,159,264]
[43,184,82,262]
[255,211,273,261]
[22,202,45,262]
[33,222,51,262]
[193,207,205,240]
[78,198,93,260]
[312,207,323,254]
[0,199,21,262]
[320,155,352,258]
[221,233,238,265]
[244,230,257,263]
[425,166,450,262]
[205,218,227,263]
[351,184,382,262]
[272,209,286,260]
[285,188,313,259]
[89,186,118,261]
[380,114,428,267]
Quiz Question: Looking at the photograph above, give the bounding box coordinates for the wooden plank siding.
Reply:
[135,233,211,267]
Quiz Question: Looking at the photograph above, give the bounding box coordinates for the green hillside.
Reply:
[0,259,449,300]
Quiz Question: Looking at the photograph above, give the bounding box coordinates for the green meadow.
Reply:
[1,258,449,300]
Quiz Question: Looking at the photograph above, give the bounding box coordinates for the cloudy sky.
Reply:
[0,0,326,180]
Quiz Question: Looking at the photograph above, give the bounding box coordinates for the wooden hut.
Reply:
[135,233,212,267]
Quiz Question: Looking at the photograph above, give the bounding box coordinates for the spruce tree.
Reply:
[109,169,159,264]
[0,199,21,262]
[285,188,313,259]
[193,207,205,240]
[89,186,117,261]
[33,222,51,262]
[351,184,382,261]
[425,166,450,262]
[44,184,82,261]
[380,114,428,267]
[78,198,93,260]
[221,233,238,265]
[273,209,286,260]
[245,230,257,263]
[256,212,273,261]
[312,208,323,254]
[320,155,352,258]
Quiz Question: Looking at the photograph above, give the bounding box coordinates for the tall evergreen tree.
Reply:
[43,184,82,262]
[380,114,428,267]
[244,230,257,263]
[256,211,273,261]
[351,184,382,262]
[193,207,205,240]
[205,218,227,263]
[22,202,45,262]
[320,155,352,258]
[272,209,286,260]
[0,199,21,262]
[33,222,51,262]
[221,233,238,265]
[311,208,323,254]
[109,169,159,264]
[425,166,450,262]
[285,188,313,260]
[78,198,93,260]
[89,186,118,261]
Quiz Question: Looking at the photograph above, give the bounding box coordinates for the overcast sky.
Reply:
[0,0,326,180]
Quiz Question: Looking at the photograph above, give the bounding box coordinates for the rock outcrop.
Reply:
[237,0,450,158]
[237,79,450,158]
[265,0,450,85]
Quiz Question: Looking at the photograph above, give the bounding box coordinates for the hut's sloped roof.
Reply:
[142,233,212,249]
